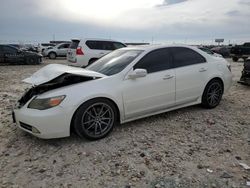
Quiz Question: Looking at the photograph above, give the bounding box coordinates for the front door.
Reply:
[122,48,176,120]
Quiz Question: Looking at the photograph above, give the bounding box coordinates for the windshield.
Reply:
[86,49,143,76]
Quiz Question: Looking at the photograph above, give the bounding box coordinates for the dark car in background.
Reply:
[0,45,42,65]
[230,42,250,62]
[211,46,231,58]
[238,57,250,85]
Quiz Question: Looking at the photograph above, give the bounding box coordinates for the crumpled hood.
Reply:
[23,64,106,86]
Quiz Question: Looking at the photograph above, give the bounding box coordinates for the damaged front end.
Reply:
[17,64,106,108]
[238,59,250,85]
[18,73,99,108]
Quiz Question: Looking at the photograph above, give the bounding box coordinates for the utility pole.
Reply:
[53,34,55,42]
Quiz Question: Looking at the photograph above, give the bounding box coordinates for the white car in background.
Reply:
[13,45,232,140]
[67,38,126,67]
[43,43,70,59]
[38,43,56,53]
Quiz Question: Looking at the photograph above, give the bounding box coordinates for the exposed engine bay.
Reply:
[18,73,98,108]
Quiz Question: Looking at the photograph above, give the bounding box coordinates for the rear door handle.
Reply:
[163,75,174,80]
[199,68,207,72]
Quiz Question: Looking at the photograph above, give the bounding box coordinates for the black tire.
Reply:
[201,79,224,109]
[26,57,37,65]
[48,52,57,59]
[73,98,118,140]
[232,57,238,62]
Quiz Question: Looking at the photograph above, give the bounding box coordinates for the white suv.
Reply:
[67,39,126,67]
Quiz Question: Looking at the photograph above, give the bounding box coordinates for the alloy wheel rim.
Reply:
[81,103,114,137]
[207,82,222,106]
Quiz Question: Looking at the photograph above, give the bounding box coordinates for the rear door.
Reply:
[67,40,80,62]
[170,47,208,105]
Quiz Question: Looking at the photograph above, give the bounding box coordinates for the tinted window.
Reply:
[113,42,126,49]
[86,40,102,50]
[134,48,172,73]
[86,40,124,50]
[87,49,143,76]
[3,46,17,54]
[244,43,250,47]
[171,47,206,68]
[58,43,70,49]
[69,40,80,49]
[102,41,114,50]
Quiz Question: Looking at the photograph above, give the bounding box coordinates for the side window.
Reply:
[171,47,206,68]
[3,46,17,54]
[134,48,172,73]
[86,41,97,49]
[113,42,126,49]
[102,41,114,50]
[86,41,104,50]
[65,43,70,48]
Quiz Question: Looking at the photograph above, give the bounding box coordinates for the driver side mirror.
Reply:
[128,69,147,79]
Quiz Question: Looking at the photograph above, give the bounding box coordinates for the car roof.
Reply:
[123,44,201,51]
[71,38,124,43]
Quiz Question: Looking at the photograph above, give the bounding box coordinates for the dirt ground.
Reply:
[0,58,249,188]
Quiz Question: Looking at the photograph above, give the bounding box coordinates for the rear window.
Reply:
[69,40,80,49]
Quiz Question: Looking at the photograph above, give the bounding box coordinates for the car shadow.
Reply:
[12,104,208,147]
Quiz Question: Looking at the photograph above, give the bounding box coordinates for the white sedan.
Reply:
[13,45,232,140]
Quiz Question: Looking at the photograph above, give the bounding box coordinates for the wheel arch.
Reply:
[204,77,224,94]
[70,97,121,134]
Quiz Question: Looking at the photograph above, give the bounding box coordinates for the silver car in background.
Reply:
[43,42,70,59]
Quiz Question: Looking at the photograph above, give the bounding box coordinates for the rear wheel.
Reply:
[73,99,117,140]
[48,52,56,59]
[232,57,238,62]
[202,79,223,109]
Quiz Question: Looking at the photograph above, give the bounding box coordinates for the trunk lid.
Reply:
[23,64,106,86]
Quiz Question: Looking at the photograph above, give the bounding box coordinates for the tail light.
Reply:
[76,47,84,55]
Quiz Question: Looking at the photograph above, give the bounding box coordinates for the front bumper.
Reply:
[13,105,74,139]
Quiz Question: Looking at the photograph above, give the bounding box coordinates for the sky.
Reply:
[0,0,249,44]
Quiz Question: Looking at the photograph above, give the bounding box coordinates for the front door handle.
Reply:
[199,68,207,72]
[163,75,174,80]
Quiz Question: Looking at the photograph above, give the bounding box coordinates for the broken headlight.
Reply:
[28,95,66,110]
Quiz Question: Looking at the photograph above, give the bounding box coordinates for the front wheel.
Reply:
[73,99,118,140]
[201,79,223,109]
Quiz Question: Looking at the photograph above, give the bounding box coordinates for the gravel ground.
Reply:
[0,58,249,188]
